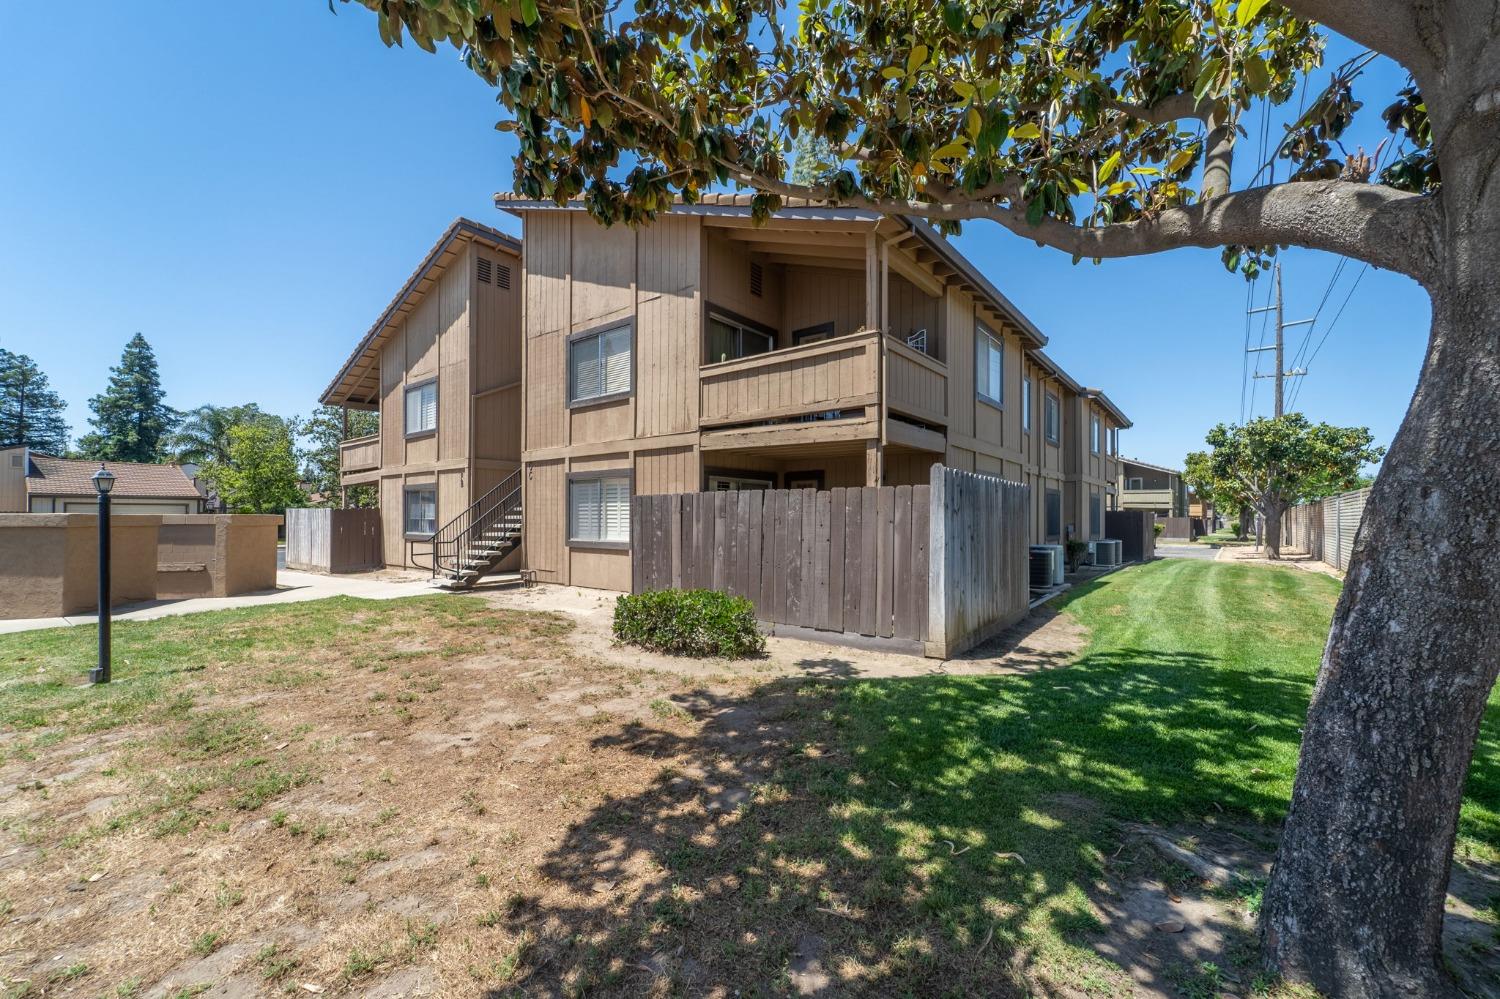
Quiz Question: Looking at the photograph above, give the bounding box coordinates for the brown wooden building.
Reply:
[499,195,1128,590]
[320,218,523,568]
[323,203,1129,589]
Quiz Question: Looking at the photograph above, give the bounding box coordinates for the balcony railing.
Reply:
[699,329,881,428]
[339,433,381,474]
[885,337,948,427]
[1119,487,1175,508]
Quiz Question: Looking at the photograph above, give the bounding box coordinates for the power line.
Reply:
[1288,264,1369,410]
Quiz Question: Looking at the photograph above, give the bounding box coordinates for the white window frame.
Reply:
[975,324,1004,408]
[568,473,632,548]
[1044,392,1060,444]
[403,484,437,537]
[1127,477,1145,490]
[404,379,437,438]
[568,321,634,407]
[1091,414,1101,454]
[1023,377,1033,432]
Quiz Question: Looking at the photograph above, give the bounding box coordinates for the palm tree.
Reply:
[168,404,277,466]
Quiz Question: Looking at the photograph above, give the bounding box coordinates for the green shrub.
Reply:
[613,589,766,658]
[1065,539,1090,571]
[1230,519,1242,536]
[1153,522,1165,538]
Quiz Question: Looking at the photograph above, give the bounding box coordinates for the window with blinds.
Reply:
[568,475,631,545]
[569,324,632,404]
[404,485,437,536]
[404,381,438,436]
[975,324,1003,406]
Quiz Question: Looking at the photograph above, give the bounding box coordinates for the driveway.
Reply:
[1156,542,1220,560]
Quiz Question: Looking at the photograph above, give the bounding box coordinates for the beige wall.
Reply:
[157,515,279,598]
[0,448,26,513]
[0,514,159,619]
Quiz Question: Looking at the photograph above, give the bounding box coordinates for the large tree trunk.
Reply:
[1261,500,1286,560]
[1260,189,1500,992]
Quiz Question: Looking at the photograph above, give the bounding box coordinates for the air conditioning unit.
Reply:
[1029,544,1065,587]
[1095,539,1123,567]
[1084,540,1099,565]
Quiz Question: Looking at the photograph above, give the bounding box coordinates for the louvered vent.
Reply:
[750,261,764,297]
[496,263,511,290]
[477,256,493,284]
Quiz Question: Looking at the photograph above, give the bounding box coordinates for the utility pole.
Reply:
[1249,262,1312,418]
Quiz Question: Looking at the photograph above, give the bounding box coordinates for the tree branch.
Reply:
[722,163,1443,287]
[1100,92,1208,125]
[1280,0,1440,82]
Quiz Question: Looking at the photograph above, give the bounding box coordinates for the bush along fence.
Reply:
[630,464,1030,658]
[1282,485,1372,572]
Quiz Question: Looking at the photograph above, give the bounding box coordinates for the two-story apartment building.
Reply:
[323,201,1129,589]
[1117,457,1189,518]
[320,218,523,568]
[498,194,1127,590]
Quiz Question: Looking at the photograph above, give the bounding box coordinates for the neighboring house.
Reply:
[0,447,210,514]
[319,218,523,568]
[1117,457,1189,517]
[322,200,1130,590]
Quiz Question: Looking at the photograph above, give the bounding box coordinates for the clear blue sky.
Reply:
[0,3,1429,470]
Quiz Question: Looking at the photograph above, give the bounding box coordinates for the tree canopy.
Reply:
[0,348,70,454]
[300,404,379,506]
[169,403,285,467]
[201,421,306,515]
[1198,413,1382,555]
[343,0,1439,285]
[77,333,179,463]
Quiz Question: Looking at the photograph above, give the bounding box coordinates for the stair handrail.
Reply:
[419,469,523,579]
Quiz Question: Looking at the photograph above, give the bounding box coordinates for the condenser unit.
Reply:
[1095,539,1123,567]
[1029,544,1065,587]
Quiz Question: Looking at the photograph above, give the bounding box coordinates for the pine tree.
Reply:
[77,333,179,462]
[0,348,71,453]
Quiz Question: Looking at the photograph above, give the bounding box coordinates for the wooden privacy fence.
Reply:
[285,508,382,574]
[1282,486,1371,572]
[631,464,1030,658]
[1105,509,1157,563]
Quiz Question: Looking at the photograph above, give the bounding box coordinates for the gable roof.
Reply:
[1121,456,1181,476]
[27,454,204,500]
[320,218,522,410]
[494,193,1050,349]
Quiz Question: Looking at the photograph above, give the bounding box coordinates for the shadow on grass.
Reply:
[480,638,1318,996]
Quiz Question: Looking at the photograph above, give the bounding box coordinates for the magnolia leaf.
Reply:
[1134,166,1161,176]
[1009,122,1042,141]
[1236,0,1272,27]
[1106,179,1133,196]
[1168,148,1196,174]
[580,97,593,130]
[953,80,976,100]
[1244,54,1270,92]
[933,141,969,159]
[908,45,928,74]
[1098,150,1122,183]
[967,106,982,139]
[518,0,539,26]
[881,66,905,80]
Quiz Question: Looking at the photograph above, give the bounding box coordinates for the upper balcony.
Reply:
[339,433,381,475]
[1119,487,1175,509]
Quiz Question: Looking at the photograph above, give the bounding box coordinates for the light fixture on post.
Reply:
[90,464,116,685]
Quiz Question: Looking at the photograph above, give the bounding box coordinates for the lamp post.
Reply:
[90,464,115,685]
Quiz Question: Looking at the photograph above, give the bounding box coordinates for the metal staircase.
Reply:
[416,470,523,591]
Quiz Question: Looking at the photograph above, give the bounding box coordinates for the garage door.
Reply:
[61,500,193,515]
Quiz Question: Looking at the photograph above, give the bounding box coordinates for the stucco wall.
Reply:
[156,515,280,598]
[0,514,160,619]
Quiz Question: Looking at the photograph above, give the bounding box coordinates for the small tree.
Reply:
[0,348,71,454]
[202,422,306,515]
[77,333,179,462]
[298,404,379,506]
[1201,416,1383,559]
[1184,448,1253,540]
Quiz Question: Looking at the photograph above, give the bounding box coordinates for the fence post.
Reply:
[925,463,948,658]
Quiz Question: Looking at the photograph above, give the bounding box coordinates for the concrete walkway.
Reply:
[0,569,438,635]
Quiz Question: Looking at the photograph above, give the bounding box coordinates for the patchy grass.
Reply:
[3,569,1495,997]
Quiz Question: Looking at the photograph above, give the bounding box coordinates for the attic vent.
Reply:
[477,256,493,284]
[496,263,512,290]
[9,454,20,468]
[750,261,764,297]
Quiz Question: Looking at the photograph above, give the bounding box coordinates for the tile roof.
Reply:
[27,454,204,499]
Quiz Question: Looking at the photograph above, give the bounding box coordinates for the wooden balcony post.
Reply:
[865,439,884,487]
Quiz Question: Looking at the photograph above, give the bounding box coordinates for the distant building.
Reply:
[0,447,210,514]
[1117,457,1188,518]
